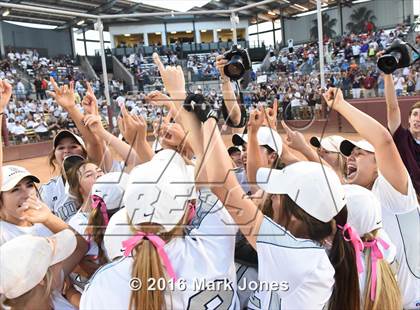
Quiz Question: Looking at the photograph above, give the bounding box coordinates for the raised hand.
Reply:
[83,114,104,135]
[215,55,228,79]
[281,120,307,152]
[263,99,278,129]
[322,88,344,110]
[146,90,179,116]
[117,104,147,144]
[153,53,186,100]
[248,106,265,133]
[0,79,13,111]
[48,77,76,111]
[82,81,98,115]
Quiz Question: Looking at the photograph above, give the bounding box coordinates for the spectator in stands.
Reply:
[394,74,405,96]
[11,120,26,143]
[15,79,26,100]
[362,72,376,98]
[351,76,362,99]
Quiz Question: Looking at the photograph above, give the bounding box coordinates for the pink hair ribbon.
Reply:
[187,201,196,224]
[363,237,389,301]
[91,194,110,226]
[122,232,177,281]
[337,223,364,273]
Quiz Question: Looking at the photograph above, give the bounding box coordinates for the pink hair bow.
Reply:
[363,237,389,301]
[91,194,110,226]
[122,232,177,281]
[187,201,196,224]
[337,223,364,274]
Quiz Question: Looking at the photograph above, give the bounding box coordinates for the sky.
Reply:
[128,0,212,12]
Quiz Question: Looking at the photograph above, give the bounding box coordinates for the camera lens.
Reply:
[224,55,245,80]
[377,54,398,74]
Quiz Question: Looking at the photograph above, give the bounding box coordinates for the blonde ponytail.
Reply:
[361,231,402,310]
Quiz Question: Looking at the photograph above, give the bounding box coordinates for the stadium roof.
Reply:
[0,0,354,30]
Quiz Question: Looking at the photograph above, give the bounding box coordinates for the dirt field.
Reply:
[7,132,362,184]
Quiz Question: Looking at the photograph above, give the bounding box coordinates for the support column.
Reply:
[213,29,218,43]
[143,32,149,46]
[82,29,87,56]
[316,0,325,89]
[97,19,112,128]
[231,12,237,44]
[195,28,201,44]
[0,21,5,58]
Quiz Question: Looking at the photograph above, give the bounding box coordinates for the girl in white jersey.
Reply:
[80,149,239,310]
[344,184,402,310]
[0,229,86,310]
[323,88,419,309]
[182,102,362,310]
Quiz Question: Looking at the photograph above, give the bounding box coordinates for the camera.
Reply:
[377,39,411,74]
[223,45,251,81]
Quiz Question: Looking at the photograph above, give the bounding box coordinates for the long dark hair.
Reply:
[263,195,360,310]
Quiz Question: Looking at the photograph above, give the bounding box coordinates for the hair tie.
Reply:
[122,232,177,281]
[91,194,110,226]
[363,237,389,301]
[337,223,364,273]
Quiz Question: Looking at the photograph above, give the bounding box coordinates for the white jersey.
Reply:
[0,220,52,245]
[80,189,240,310]
[248,217,334,310]
[68,211,99,257]
[40,176,79,222]
[371,173,420,309]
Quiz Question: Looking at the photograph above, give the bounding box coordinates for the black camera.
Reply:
[377,39,411,74]
[223,45,251,81]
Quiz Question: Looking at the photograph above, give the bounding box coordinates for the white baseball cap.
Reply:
[103,208,132,261]
[53,130,86,150]
[0,229,76,299]
[1,165,40,192]
[91,172,129,211]
[343,184,382,236]
[310,135,345,153]
[232,127,283,155]
[256,161,346,223]
[294,92,301,99]
[123,149,195,232]
[340,139,375,157]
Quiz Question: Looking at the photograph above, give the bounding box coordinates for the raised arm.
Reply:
[84,114,140,169]
[324,88,408,194]
[202,116,263,248]
[216,55,241,126]
[246,107,265,185]
[384,74,401,134]
[0,79,13,185]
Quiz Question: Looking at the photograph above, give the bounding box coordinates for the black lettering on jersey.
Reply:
[57,201,78,222]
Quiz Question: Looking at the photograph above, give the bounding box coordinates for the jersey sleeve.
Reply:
[373,172,418,214]
[39,183,53,211]
[256,216,330,297]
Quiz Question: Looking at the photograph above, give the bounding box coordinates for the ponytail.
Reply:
[128,212,189,310]
[86,206,108,264]
[362,231,402,310]
[328,207,360,310]
[130,237,167,310]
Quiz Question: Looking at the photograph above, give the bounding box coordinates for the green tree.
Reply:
[346,6,377,34]
[310,12,338,41]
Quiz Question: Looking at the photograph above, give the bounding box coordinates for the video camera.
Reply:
[377,39,419,74]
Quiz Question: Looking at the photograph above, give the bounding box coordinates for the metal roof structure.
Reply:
[0,0,352,29]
